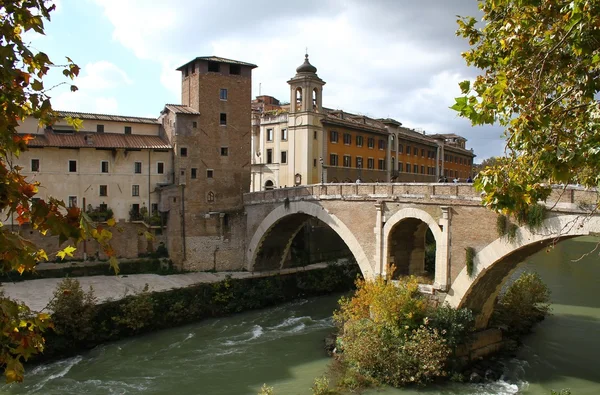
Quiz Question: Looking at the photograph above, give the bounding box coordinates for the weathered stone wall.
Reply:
[14,221,166,262]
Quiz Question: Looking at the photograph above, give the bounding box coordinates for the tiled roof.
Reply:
[26,131,171,150]
[177,56,257,71]
[163,104,201,115]
[57,110,159,125]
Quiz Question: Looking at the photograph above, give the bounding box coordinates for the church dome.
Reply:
[296,54,317,73]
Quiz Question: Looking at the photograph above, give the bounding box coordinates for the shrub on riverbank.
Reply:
[38,263,360,362]
[492,271,551,335]
[333,275,473,388]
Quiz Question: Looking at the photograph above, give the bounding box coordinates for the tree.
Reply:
[452,0,600,216]
[0,0,116,382]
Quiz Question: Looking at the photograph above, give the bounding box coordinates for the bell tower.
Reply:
[287,54,326,185]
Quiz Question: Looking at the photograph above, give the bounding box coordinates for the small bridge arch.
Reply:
[382,207,449,289]
[445,214,600,328]
[247,200,373,277]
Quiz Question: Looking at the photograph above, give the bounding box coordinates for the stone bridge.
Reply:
[243,183,600,327]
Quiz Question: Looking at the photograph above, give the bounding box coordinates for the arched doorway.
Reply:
[264,180,275,190]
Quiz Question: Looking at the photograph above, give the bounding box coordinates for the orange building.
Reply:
[250,55,475,190]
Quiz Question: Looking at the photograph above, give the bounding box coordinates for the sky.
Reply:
[31,0,506,161]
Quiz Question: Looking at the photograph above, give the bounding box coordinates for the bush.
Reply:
[334,275,471,387]
[112,284,154,332]
[258,384,274,395]
[492,272,551,335]
[48,278,97,342]
[311,375,336,395]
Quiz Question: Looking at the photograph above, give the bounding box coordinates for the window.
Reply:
[421,165,425,174]
[421,148,425,157]
[207,191,216,202]
[343,155,351,167]
[97,124,104,133]
[180,147,188,157]
[157,162,164,174]
[192,121,197,128]
[313,158,317,167]
[220,88,228,100]
[330,154,339,166]
[399,162,403,172]
[367,158,375,169]
[368,137,375,149]
[406,145,411,155]
[266,149,273,164]
[398,144,403,154]
[314,131,317,140]
[151,203,158,215]
[220,113,227,126]
[124,126,132,135]
[208,61,220,72]
[69,160,77,173]
[191,168,197,179]
[134,161,142,174]
[221,147,229,156]
[68,196,77,208]
[413,147,418,156]
[281,129,288,141]
[101,161,109,173]
[206,169,214,178]
[343,133,352,145]
[330,130,338,143]
[406,163,411,173]
[356,136,364,147]
[378,139,385,150]
[356,157,363,168]
[132,185,139,196]
[99,185,107,197]
[267,129,273,142]
[413,164,418,173]
[378,159,385,170]
[391,136,396,151]
[31,159,40,172]
[281,151,288,164]
[229,64,241,75]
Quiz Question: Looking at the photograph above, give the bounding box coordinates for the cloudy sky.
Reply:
[34,0,505,160]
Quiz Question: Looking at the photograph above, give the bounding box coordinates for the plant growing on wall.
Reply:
[465,247,476,277]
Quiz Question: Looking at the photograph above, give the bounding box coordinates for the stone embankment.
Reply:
[1,263,328,311]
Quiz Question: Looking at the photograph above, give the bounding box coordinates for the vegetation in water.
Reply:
[47,278,97,342]
[332,275,474,388]
[492,271,551,336]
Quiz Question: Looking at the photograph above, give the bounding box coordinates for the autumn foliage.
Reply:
[0,0,117,382]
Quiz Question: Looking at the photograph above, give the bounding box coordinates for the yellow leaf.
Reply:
[106,218,116,227]
[17,265,25,275]
[37,249,48,262]
[38,313,50,321]
[109,256,120,275]
[62,245,76,257]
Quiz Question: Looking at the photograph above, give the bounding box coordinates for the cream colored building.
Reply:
[10,112,172,223]
[250,55,475,191]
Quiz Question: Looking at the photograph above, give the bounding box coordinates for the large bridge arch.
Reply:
[445,214,600,328]
[382,207,448,288]
[247,201,373,277]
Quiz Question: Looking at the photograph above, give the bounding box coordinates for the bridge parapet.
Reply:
[244,183,597,212]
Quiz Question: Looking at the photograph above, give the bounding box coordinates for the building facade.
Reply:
[250,55,475,191]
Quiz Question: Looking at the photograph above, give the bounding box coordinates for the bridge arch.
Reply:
[445,214,600,329]
[382,208,447,287]
[247,201,373,277]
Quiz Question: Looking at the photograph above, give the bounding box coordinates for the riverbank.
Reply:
[1,262,337,311]
[29,262,361,363]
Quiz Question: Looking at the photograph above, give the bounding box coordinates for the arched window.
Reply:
[391,135,396,151]
[295,88,303,111]
[312,88,318,110]
[264,180,275,190]
[391,157,395,171]
[207,191,215,203]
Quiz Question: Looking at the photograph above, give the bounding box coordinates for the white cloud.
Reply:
[77,61,132,90]
[92,0,503,159]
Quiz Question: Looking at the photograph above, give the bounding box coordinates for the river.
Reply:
[2,236,599,394]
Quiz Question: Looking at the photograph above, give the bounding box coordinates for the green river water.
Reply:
[2,237,600,395]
